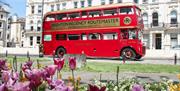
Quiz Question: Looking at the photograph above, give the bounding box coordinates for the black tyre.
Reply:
[121,48,136,60]
[56,47,66,57]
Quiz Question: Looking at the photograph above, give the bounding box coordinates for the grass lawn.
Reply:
[1,56,180,74]
[78,62,180,74]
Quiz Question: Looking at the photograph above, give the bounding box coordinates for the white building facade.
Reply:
[0,5,9,47]
[8,15,25,47]
[25,0,180,50]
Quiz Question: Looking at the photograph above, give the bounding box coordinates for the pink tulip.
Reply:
[88,84,106,91]
[54,58,65,71]
[1,71,11,83]
[22,61,33,71]
[12,81,30,91]
[0,59,8,71]
[45,65,57,76]
[0,84,8,91]
[11,72,19,81]
[24,69,42,88]
[69,57,76,70]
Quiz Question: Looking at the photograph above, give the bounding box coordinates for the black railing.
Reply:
[144,22,180,29]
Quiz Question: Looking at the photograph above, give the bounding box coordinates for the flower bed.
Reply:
[0,56,180,91]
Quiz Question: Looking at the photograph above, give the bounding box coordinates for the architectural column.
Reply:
[178,34,180,45]
[164,33,171,50]
[161,32,164,50]
[149,32,153,49]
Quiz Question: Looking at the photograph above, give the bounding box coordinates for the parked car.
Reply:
[172,45,180,50]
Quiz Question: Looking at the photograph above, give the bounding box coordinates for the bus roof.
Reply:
[45,2,139,16]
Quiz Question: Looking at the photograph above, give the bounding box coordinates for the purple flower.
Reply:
[22,61,33,71]
[12,81,30,91]
[24,69,42,88]
[0,84,8,91]
[45,65,57,76]
[0,59,8,71]
[11,72,19,81]
[88,84,106,91]
[69,57,76,70]
[54,58,65,71]
[1,70,11,84]
[48,79,73,91]
[131,84,144,91]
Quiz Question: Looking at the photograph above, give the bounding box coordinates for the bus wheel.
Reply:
[121,48,136,60]
[56,47,66,57]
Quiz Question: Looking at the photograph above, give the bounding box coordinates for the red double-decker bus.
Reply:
[41,3,145,59]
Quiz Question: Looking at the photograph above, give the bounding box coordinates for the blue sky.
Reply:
[0,0,26,17]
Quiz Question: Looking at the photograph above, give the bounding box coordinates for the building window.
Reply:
[143,0,148,3]
[109,0,113,4]
[56,4,60,10]
[74,2,78,8]
[170,10,177,26]
[37,36,41,44]
[0,32,1,38]
[152,0,157,2]
[51,5,54,11]
[30,36,33,46]
[38,5,42,14]
[0,22,2,28]
[30,20,33,24]
[62,3,66,10]
[37,20,41,24]
[171,34,178,48]
[31,6,34,14]
[152,12,158,26]
[0,14,3,19]
[117,0,122,3]
[37,27,41,31]
[142,13,148,27]
[134,0,138,3]
[101,0,105,5]
[81,1,85,8]
[31,26,34,31]
[88,0,92,7]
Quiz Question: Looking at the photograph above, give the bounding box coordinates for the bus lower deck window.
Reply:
[68,34,80,40]
[81,34,87,40]
[89,33,101,40]
[56,34,67,40]
[103,33,118,40]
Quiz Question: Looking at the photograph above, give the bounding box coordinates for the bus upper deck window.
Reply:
[103,9,117,16]
[89,10,102,17]
[57,13,67,20]
[81,11,88,18]
[68,12,80,19]
[45,15,55,21]
[120,7,134,15]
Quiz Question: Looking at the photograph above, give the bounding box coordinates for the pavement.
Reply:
[61,72,179,84]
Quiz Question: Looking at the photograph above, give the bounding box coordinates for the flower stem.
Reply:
[117,66,119,91]
[72,70,76,91]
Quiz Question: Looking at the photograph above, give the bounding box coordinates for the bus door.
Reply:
[100,33,120,57]
[43,33,53,55]
[87,33,103,57]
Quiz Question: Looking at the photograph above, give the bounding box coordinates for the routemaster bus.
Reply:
[41,2,145,59]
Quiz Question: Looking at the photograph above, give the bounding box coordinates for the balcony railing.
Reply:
[144,23,180,29]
